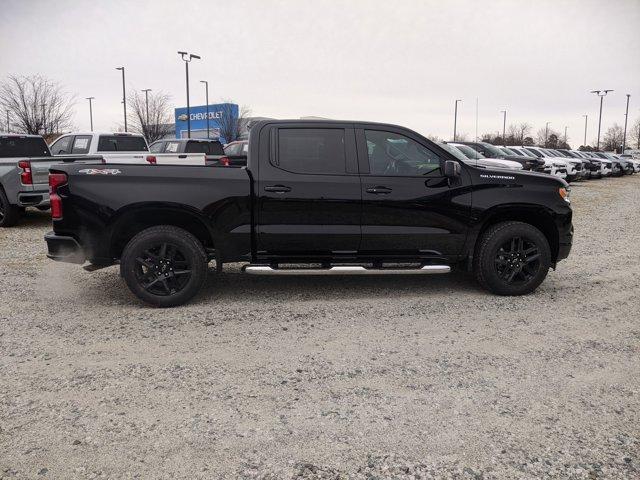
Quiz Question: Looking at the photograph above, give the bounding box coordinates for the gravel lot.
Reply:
[1,175,639,479]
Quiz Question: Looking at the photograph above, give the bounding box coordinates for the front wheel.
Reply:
[474,221,551,296]
[120,225,208,307]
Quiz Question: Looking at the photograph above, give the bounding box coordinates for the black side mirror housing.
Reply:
[444,160,461,178]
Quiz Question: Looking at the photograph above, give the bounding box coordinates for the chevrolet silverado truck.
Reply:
[45,120,573,307]
[0,134,100,227]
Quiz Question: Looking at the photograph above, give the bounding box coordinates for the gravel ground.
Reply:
[0,175,639,479]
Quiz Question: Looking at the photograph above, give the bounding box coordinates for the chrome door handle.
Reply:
[264,185,292,193]
[366,186,392,194]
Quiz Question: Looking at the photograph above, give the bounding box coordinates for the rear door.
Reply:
[256,124,361,256]
[357,126,471,257]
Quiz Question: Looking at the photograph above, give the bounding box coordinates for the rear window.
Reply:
[97,135,148,152]
[185,141,224,155]
[0,137,50,158]
[276,128,346,175]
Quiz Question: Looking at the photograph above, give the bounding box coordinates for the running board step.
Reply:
[243,265,451,275]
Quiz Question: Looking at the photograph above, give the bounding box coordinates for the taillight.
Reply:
[18,160,32,184]
[146,155,157,164]
[49,172,68,219]
[219,156,230,166]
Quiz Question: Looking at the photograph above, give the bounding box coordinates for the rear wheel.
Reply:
[0,188,21,227]
[120,225,208,307]
[474,221,551,296]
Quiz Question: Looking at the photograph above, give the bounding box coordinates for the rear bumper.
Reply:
[44,231,86,264]
[18,190,49,207]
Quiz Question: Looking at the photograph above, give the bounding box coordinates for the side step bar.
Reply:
[243,265,451,275]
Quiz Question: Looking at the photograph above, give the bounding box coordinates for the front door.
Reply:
[257,125,362,257]
[357,127,471,258]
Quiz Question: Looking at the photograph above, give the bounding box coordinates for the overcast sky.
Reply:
[1,0,639,145]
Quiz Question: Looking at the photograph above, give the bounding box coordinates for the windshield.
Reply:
[479,143,505,157]
[524,147,544,158]
[452,144,485,159]
[0,136,50,158]
[439,142,469,162]
[500,147,518,156]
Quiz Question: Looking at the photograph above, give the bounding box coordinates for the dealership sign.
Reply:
[174,103,239,142]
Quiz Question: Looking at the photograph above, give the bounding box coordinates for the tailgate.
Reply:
[32,156,104,184]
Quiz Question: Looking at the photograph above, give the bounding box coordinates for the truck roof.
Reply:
[1,133,45,138]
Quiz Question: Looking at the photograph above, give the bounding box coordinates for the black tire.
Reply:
[474,221,551,296]
[0,188,21,228]
[120,225,208,307]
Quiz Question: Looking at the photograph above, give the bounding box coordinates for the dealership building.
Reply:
[174,103,238,142]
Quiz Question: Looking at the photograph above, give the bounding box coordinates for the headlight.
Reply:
[558,187,570,203]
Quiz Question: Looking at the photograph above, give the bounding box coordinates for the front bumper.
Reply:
[556,224,573,263]
[44,231,86,264]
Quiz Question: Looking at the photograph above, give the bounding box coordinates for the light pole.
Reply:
[178,51,201,138]
[6,110,10,133]
[453,99,461,141]
[116,67,127,132]
[200,80,210,139]
[41,103,46,136]
[564,126,568,145]
[141,89,152,138]
[582,115,588,147]
[622,94,630,153]
[500,110,507,146]
[545,122,551,147]
[590,89,613,151]
[86,97,95,132]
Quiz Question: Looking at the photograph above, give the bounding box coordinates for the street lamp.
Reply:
[200,80,210,139]
[116,67,127,132]
[141,89,152,137]
[590,89,613,151]
[545,122,551,147]
[582,115,588,147]
[500,110,507,146]
[564,126,568,145]
[622,94,631,153]
[453,99,462,141]
[86,97,95,132]
[178,51,201,138]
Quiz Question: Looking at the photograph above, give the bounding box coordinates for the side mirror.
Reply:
[444,160,461,178]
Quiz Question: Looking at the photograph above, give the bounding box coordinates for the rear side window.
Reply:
[72,135,92,154]
[97,135,148,152]
[0,137,50,157]
[224,143,241,155]
[165,142,180,153]
[276,128,346,174]
[49,136,73,155]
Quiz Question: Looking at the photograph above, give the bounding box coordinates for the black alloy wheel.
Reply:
[134,242,193,296]
[494,236,541,285]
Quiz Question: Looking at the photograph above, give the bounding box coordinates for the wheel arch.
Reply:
[107,203,215,260]
[468,205,560,267]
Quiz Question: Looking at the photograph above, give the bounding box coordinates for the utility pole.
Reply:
[500,110,507,146]
[178,51,201,138]
[622,94,630,153]
[453,99,461,141]
[545,122,550,147]
[86,97,95,131]
[200,80,210,139]
[41,103,46,136]
[141,89,152,138]
[590,89,613,151]
[582,115,588,147]
[6,110,9,133]
[564,126,567,145]
[116,67,127,132]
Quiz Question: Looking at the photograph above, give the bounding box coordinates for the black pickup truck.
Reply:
[45,120,573,307]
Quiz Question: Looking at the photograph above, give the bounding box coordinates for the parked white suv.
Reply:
[509,146,568,179]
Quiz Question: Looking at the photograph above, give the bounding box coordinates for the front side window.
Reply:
[149,142,164,153]
[365,130,440,176]
[277,128,346,175]
[72,135,92,154]
[50,135,73,155]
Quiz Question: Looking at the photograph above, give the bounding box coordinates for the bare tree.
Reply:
[536,127,561,147]
[602,123,624,152]
[0,74,75,137]
[217,100,251,144]
[127,90,174,143]
[626,118,640,150]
